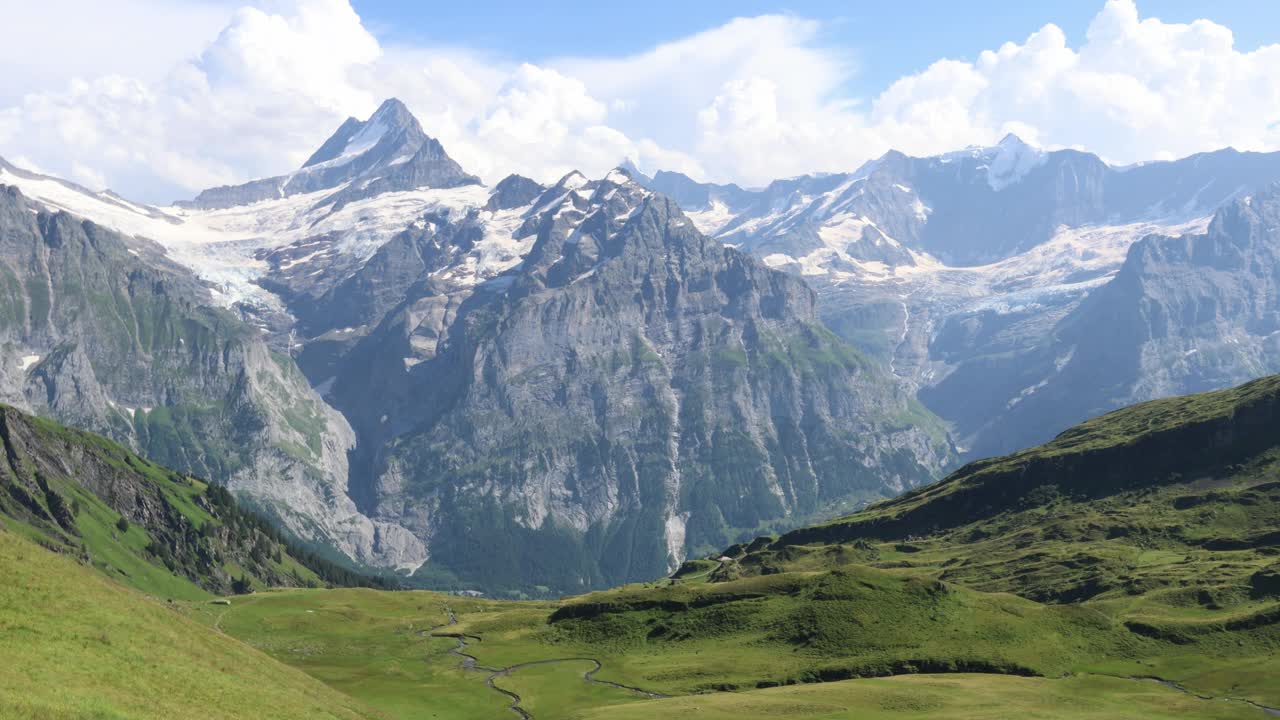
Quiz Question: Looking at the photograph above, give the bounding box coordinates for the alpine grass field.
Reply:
[3,373,1278,718]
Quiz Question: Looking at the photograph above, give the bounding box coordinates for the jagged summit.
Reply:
[302,98,420,169]
[616,158,652,184]
[996,132,1033,148]
[485,173,545,211]
[185,98,479,210]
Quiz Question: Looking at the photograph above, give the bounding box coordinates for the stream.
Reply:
[423,606,668,719]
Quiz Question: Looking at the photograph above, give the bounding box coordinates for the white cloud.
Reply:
[2,0,1280,202]
[867,0,1280,166]
[0,0,235,107]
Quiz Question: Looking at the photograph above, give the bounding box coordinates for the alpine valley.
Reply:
[0,99,956,596]
[7,0,1280,716]
[6,96,1280,602]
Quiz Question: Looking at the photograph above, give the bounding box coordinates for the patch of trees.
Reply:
[200,479,399,591]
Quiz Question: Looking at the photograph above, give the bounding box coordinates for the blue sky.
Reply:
[3,0,1280,202]
[353,0,1280,100]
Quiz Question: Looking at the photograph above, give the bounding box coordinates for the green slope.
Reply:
[206,375,1280,718]
[8,375,1279,719]
[0,527,383,720]
[782,373,1280,547]
[0,404,384,598]
[569,674,1263,720]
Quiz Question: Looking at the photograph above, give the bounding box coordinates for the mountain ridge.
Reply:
[7,98,1280,591]
[0,104,956,592]
[182,98,480,211]
[326,167,954,593]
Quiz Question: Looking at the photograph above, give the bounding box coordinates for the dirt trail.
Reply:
[423,605,667,719]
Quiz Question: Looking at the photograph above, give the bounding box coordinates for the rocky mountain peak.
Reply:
[616,158,652,184]
[486,174,545,211]
[186,98,478,210]
[301,98,422,170]
[987,133,1047,191]
[997,132,1031,148]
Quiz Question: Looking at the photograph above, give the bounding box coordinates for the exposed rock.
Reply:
[486,174,546,211]
[951,185,1280,457]
[183,99,479,211]
[327,171,954,593]
[0,185,424,569]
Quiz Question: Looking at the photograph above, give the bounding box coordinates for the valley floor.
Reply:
[178,585,1276,720]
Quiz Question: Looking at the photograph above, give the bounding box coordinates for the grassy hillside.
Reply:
[203,375,1280,718]
[782,373,1280,547]
[0,404,387,598]
[568,674,1264,720]
[6,376,1278,718]
[0,527,383,720]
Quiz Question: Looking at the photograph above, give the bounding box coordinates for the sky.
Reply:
[2,0,1279,203]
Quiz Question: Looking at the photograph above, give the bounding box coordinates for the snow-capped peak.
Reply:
[301,98,415,171]
[556,171,589,191]
[987,133,1047,191]
[604,167,636,186]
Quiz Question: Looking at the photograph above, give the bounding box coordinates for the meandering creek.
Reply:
[424,606,668,719]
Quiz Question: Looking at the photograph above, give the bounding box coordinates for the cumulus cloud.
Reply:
[0,0,233,107]
[871,0,1280,165]
[0,0,382,200]
[691,0,1280,183]
[1,0,1279,201]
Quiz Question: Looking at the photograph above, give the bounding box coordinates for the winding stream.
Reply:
[422,606,1279,718]
[424,606,668,719]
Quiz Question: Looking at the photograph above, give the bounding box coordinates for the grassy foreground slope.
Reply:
[699,374,1280,705]
[207,584,1264,720]
[201,376,1280,718]
[571,674,1262,720]
[0,528,382,720]
[6,376,1277,719]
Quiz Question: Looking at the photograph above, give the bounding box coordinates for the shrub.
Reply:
[116,516,130,533]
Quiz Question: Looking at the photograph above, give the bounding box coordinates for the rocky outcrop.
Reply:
[486,174,546,211]
[943,185,1280,457]
[327,170,954,594]
[0,185,424,569]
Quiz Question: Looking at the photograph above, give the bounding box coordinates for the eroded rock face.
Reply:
[950,185,1280,458]
[325,171,953,593]
[0,185,424,569]
[0,103,962,591]
[649,144,1280,459]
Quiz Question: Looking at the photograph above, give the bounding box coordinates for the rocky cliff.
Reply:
[939,184,1280,457]
[328,170,954,593]
[0,185,424,569]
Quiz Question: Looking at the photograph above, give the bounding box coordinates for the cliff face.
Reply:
[328,172,954,593]
[0,186,424,570]
[944,185,1280,458]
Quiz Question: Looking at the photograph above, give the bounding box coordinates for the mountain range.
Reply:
[4,98,1280,592]
[631,136,1280,457]
[0,99,952,594]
